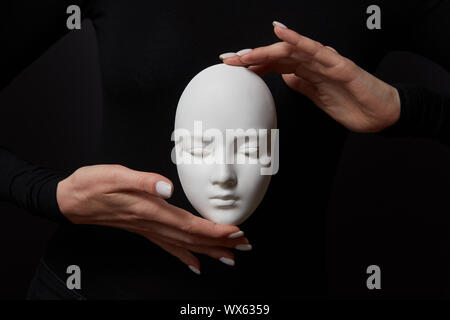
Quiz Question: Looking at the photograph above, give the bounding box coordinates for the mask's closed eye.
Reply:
[187,146,204,157]
[184,138,214,158]
[239,142,259,158]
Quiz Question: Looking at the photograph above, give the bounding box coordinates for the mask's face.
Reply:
[174,64,277,225]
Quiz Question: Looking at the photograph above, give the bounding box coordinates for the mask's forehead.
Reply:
[175,64,276,132]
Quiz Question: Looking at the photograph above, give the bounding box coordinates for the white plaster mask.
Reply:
[173,64,277,225]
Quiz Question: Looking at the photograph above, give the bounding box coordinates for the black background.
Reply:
[1,19,450,299]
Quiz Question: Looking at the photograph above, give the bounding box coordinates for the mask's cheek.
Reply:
[234,164,272,213]
[176,163,211,210]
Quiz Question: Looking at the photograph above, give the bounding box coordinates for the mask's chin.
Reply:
[202,209,249,226]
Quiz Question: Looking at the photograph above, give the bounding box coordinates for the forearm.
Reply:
[0,146,68,222]
[0,1,94,221]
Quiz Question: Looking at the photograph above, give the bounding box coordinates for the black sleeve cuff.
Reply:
[37,173,71,224]
[0,147,72,224]
[9,166,72,224]
[380,83,450,144]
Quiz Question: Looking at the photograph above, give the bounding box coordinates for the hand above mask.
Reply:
[220,21,401,133]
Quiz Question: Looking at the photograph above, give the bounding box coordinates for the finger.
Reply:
[223,42,294,66]
[154,235,236,266]
[129,227,239,266]
[294,63,324,83]
[146,220,250,248]
[186,245,235,264]
[148,201,242,239]
[149,236,201,274]
[325,45,338,53]
[248,60,300,77]
[273,25,321,56]
[309,45,342,68]
[107,166,174,199]
[273,26,341,67]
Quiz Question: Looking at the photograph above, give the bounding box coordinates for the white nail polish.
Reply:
[235,244,252,251]
[272,21,287,29]
[156,181,172,198]
[188,265,201,275]
[228,231,244,239]
[236,48,253,56]
[219,257,235,266]
[219,52,237,60]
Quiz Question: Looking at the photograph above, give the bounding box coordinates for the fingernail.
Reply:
[236,48,253,56]
[228,231,244,239]
[188,265,201,275]
[219,52,237,60]
[219,257,235,266]
[272,21,287,29]
[156,181,172,198]
[235,244,252,251]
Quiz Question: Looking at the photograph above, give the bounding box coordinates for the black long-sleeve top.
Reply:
[1,0,450,299]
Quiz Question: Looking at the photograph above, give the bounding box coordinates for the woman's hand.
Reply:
[56,164,250,274]
[220,21,401,133]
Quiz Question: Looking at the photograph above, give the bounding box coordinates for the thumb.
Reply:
[138,172,174,199]
[109,166,174,199]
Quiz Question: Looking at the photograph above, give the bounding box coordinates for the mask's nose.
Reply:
[210,163,237,188]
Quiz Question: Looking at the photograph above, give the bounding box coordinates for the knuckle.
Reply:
[294,37,303,50]
[331,59,348,74]
[182,222,195,235]
[209,223,225,238]
[107,165,126,179]
[135,173,147,191]
[283,46,294,57]
[342,58,354,69]
[108,169,123,184]
[278,42,291,53]
[131,202,148,218]
[325,45,337,54]
[183,235,197,246]
[332,59,356,81]
[135,200,160,221]
[312,45,324,58]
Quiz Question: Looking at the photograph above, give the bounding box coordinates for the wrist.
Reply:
[56,176,77,222]
[382,86,401,130]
